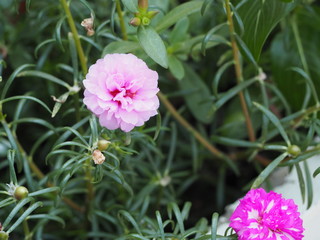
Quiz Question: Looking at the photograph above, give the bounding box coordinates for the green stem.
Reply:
[85,157,94,216]
[116,0,128,40]
[224,0,256,142]
[59,0,87,75]
[138,0,148,12]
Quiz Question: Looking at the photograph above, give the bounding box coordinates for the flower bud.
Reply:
[92,150,105,165]
[0,231,8,240]
[14,186,29,200]
[287,145,301,157]
[129,17,141,27]
[97,139,111,151]
[141,17,150,26]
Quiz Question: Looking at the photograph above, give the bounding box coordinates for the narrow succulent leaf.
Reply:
[7,201,43,233]
[3,197,32,230]
[211,212,219,240]
[253,102,291,146]
[251,153,288,189]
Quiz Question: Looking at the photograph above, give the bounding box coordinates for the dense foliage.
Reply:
[0,0,319,239]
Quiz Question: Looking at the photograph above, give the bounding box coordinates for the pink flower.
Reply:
[83,53,159,132]
[230,188,304,240]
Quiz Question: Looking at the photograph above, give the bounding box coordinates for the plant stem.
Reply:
[138,0,148,12]
[116,0,128,40]
[59,0,87,75]
[158,92,224,158]
[85,157,94,216]
[224,0,256,142]
[59,0,94,218]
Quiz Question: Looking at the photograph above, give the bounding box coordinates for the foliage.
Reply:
[0,0,319,239]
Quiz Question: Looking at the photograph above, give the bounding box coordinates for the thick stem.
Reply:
[116,0,128,40]
[59,0,87,75]
[225,0,256,142]
[138,0,148,12]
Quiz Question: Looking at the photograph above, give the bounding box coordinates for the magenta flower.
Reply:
[83,53,159,132]
[230,188,304,240]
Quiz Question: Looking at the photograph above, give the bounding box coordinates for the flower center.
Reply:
[110,89,135,99]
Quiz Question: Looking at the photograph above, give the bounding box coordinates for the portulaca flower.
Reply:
[230,188,304,240]
[83,53,159,132]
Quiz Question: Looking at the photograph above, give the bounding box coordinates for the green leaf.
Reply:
[202,23,228,55]
[212,135,262,148]
[51,92,70,117]
[29,187,60,197]
[179,65,213,124]
[253,102,291,146]
[313,166,320,178]
[201,0,213,15]
[1,95,52,115]
[137,25,168,68]
[121,0,138,12]
[7,150,18,185]
[28,214,65,227]
[168,55,184,80]
[215,77,258,110]
[155,211,165,240]
[295,163,305,204]
[17,70,70,89]
[118,210,142,235]
[1,64,34,100]
[251,153,287,189]
[155,1,203,33]
[304,161,313,209]
[7,201,43,233]
[236,0,296,60]
[3,197,32,230]
[211,213,219,240]
[102,41,140,57]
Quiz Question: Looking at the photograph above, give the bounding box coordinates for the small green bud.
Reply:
[97,139,111,151]
[287,145,301,157]
[129,17,141,27]
[14,186,29,200]
[141,17,150,26]
[0,231,9,240]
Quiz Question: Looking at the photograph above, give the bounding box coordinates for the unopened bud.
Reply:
[287,145,301,157]
[14,186,28,201]
[81,14,95,36]
[0,231,8,240]
[92,150,105,165]
[141,17,150,26]
[98,139,111,151]
[129,17,141,27]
